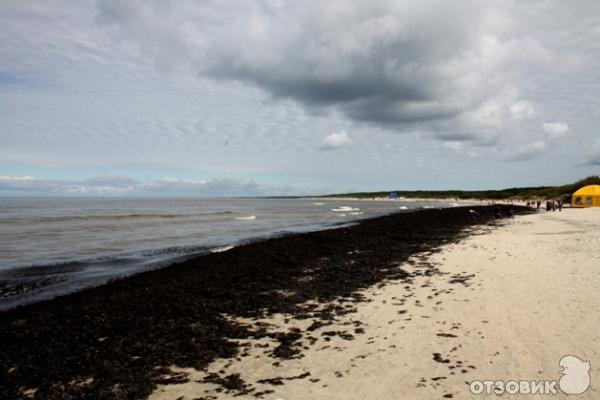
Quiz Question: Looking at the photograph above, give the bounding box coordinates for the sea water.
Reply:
[0,197,449,309]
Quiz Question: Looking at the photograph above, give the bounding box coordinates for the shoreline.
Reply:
[0,219,358,313]
[0,198,452,312]
[316,196,532,204]
[0,205,529,399]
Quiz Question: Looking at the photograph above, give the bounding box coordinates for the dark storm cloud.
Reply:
[93,0,600,149]
[95,0,509,136]
[198,1,479,127]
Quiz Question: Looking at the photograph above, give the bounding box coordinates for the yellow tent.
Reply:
[571,185,600,207]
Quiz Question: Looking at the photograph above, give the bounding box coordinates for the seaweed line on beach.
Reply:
[0,205,531,399]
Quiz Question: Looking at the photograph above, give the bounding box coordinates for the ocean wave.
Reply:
[210,245,234,253]
[331,206,360,212]
[0,244,216,274]
[398,206,408,210]
[311,202,325,205]
[235,215,256,220]
[4,211,235,224]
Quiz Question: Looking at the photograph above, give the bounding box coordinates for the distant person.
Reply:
[558,199,563,212]
[536,199,541,211]
[507,207,514,218]
[546,201,551,212]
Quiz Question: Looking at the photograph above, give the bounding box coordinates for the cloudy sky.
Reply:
[1,0,599,196]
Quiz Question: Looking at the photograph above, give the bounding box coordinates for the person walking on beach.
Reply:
[558,199,563,212]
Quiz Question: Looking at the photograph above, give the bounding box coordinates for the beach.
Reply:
[2,205,599,399]
[153,206,600,400]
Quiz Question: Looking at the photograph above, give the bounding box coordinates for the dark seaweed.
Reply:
[0,205,530,399]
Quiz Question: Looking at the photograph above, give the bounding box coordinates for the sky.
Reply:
[1,0,599,197]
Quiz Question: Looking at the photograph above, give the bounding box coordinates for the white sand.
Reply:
[151,208,600,400]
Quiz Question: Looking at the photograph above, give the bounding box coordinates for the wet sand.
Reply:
[0,205,540,399]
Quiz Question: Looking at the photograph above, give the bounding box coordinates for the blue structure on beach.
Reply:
[390,191,398,200]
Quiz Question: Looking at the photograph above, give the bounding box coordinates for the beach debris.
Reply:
[20,388,37,399]
[271,328,303,359]
[256,371,310,386]
[448,273,475,286]
[433,353,451,364]
[202,373,253,395]
[154,370,189,385]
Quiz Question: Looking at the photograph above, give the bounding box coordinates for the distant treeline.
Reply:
[322,176,600,201]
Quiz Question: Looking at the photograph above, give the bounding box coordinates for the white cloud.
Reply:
[85,176,139,188]
[0,175,34,181]
[505,121,571,161]
[510,100,534,117]
[0,175,303,197]
[320,130,350,150]
[0,175,137,195]
[507,140,548,161]
[542,122,570,139]
[442,141,463,151]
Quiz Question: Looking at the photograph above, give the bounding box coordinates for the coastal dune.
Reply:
[151,208,600,400]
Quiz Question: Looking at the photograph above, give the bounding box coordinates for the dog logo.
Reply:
[559,355,591,395]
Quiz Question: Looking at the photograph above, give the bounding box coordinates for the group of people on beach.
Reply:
[470,198,563,222]
[526,199,562,212]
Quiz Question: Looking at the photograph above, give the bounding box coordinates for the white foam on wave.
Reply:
[348,211,363,215]
[398,206,408,210]
[331,206,360,212]
[235,215,256,220]
[311,202,325,205]
[210,245,234,253]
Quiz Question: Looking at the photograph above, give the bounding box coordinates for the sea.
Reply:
[0,197,450,310]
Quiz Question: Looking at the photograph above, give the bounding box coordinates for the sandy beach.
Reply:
[151,208,600,400]
[3,205,599,399]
